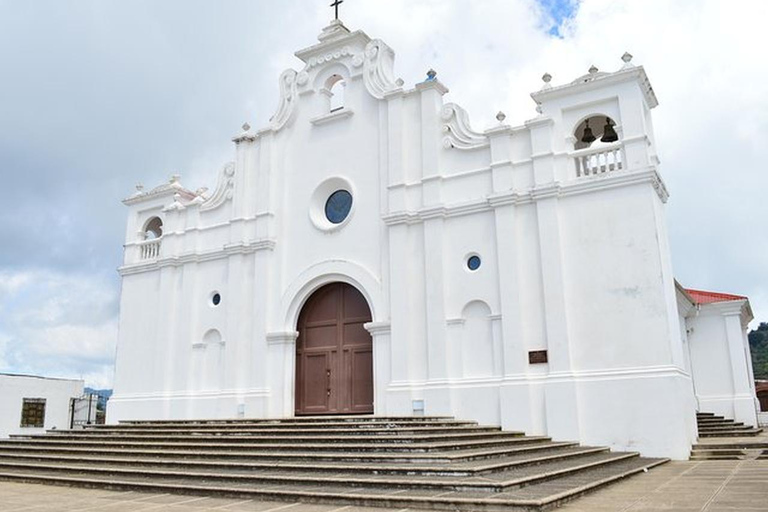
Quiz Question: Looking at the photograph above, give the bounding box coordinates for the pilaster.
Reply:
[722,304,759,426]
[365,321,392,415]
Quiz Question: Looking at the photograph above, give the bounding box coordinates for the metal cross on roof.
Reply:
[330,0,343,20]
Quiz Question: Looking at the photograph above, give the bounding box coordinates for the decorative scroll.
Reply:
[270,69,298,131]
[441,103,489,150]
[200,162,235,212]
[360,39,398,99]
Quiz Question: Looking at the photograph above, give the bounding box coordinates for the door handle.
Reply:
[326,369,331,396]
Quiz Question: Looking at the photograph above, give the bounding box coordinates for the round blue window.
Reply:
[467,255,481,271]
[325,190,353,224]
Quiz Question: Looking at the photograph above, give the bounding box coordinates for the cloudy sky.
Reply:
[1,0,766,389]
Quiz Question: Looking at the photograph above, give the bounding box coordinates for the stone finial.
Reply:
[588,65,599,74]
[541,72,552,90]
[426,69,437,81]
[621,52,634,69]
[496,111,506,123]
[536,104,543,115]
[395,78,405,87]
[170,174,181,184]
[135,183,144,193]
[242,122,251,132]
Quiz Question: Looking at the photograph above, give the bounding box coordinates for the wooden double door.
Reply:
[295,283,374,415]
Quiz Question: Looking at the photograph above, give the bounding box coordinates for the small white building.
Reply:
[677,286,760,428]
[0,373,84,438]
[109,20,760,460]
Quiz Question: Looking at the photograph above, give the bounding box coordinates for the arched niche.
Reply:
[193,328,225,392]
[460,300,495,378]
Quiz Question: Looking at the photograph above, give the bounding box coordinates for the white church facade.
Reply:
[109,20,760,460]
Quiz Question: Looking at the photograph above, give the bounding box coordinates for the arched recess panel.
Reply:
[461,301,494,378]
[192,329,225,392]
[295,282,373,415]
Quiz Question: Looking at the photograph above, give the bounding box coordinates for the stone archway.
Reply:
[294,282,373,415]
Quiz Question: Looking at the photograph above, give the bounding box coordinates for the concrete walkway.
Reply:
[0,460,766,512]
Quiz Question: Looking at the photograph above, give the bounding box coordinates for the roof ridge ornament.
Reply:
[541,72,552,90]
[621,52,634,69]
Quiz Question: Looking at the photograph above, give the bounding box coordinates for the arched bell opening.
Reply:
[294,282,373,416]
[322,74,346,113]
[573,115,620,150]
[572,115,623,176]
[142,216,163,240]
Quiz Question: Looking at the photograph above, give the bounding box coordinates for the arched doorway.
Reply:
[295,282,373,415]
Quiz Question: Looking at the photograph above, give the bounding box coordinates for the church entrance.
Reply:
[295,282,373,415]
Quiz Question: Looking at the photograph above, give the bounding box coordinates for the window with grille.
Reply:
[20,398,46,428]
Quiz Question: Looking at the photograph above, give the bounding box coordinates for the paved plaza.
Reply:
[0,460,766,512]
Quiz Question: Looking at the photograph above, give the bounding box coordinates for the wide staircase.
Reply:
[695,412,763,438]
[0,416,667,511]
[690,412,766,461]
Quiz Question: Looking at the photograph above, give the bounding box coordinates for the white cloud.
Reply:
[0,269,118,389]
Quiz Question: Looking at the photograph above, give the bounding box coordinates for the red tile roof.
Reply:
[685,288,747,305]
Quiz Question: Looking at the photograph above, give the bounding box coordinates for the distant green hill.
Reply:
[749,323,768,379]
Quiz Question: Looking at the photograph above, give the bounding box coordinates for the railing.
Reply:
[138,238,161,260]
[572,143,623,178]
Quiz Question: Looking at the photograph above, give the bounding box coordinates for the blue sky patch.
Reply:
[537,0,579,37]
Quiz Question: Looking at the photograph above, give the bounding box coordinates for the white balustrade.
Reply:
[572,143,624,178]
[138,238,161,260]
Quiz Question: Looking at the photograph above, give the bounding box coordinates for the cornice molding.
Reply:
[119,239,276,276]
[531,65,658,110]
[382,168,668,226]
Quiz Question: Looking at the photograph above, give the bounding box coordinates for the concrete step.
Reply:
[698,428,763,437]
[0,439,577,464]
[698,424,748,431]
[692,441,768,450]
[689,448,746,461]
[0,456,668,512]
[0,445,611,477]
[118,416,458,426]
[51,425,494,435]
[0,435,548,453]
[19,430,522,444]
[0,451,647,492]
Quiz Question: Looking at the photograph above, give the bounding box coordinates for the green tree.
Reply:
[749,322,768,379]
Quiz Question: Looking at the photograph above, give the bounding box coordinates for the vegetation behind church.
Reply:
[749,322,768,379]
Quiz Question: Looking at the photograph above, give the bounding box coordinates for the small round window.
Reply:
[211,293,221,306]
[467,255,481,271]
[325,190,353,224]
